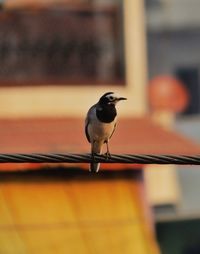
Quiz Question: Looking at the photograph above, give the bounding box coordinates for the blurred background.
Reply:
[146,1,200,254]
[0,0,200,253]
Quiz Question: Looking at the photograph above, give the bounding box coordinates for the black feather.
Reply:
[96,105,116,123]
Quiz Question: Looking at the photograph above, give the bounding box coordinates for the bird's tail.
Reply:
[90,162,100,173]
[90,142,102,173]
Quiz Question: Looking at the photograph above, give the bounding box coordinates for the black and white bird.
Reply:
[85,92,127,172]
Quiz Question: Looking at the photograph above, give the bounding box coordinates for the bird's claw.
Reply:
[104,152,111,160]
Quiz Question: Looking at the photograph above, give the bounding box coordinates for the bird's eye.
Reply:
[109,96,114,100]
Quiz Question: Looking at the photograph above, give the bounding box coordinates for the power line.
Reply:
[0,153,199,165]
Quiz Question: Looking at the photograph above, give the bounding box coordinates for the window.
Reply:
[175,67,200,115]
[0,0,125,86]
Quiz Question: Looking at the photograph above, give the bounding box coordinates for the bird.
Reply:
[85,92,127,172]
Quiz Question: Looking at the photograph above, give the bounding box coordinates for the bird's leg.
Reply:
[104,141,111,159]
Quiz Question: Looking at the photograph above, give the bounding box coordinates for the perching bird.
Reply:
[85,92,127,172]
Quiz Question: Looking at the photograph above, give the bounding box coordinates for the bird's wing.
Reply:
[109,122,117,140]
[85,104,96,143]
[85,119,90,143]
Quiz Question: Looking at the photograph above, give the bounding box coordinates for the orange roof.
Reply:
[0,117,199,171]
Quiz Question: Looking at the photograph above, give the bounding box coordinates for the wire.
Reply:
[0,153,199,165]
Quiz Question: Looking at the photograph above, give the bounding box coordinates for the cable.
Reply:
[0,153,199,165]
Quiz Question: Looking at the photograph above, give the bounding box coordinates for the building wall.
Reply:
[0,169,160,254]
[146,0,200,30]
[147,29,200,79]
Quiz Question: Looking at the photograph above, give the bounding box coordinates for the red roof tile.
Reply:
[0,117,199,171]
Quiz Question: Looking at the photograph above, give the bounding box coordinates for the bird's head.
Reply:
[98,92,127,106]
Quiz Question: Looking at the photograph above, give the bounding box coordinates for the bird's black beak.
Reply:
[118,97,127,101]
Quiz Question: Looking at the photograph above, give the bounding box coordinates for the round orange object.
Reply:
[148,75,189,113]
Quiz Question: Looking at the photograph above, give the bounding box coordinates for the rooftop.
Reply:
[0,116,199,171]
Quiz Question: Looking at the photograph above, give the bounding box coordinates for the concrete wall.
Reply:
[147,29,200,79]
[146,0,200,30]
